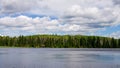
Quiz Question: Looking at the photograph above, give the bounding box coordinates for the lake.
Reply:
[0,48,120,68]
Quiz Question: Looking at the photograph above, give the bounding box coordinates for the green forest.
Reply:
[0,35,120,48]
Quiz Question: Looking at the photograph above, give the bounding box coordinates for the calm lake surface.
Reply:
[0,48,120,68]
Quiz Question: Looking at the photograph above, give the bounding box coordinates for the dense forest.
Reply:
[0,35,120,48]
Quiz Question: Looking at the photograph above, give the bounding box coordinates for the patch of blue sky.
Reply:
[9,13,58,20]
[94,25,120,36]
[0,14,9,18]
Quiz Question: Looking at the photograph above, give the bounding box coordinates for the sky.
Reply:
[0,0,120,38]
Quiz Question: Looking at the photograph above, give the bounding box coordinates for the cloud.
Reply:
[0,15,60,36]
[113,0,120,5]
[0,0,120,37]
[0,0,44,15]
[0,15,99,36]
[0,34,4,36]
[61,4,120,32]
[109,31,120,39]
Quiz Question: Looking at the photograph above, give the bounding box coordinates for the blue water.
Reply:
[0,48,120,68]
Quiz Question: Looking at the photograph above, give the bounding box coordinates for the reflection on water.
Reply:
[0,48,120,68]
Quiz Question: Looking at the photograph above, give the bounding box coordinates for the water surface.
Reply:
[0,48,120,68]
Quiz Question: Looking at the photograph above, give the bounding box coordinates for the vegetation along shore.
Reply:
[0,35,120,48]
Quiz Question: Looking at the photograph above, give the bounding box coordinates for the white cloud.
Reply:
[109,31,120,39]
[0,0,120,37]
[0,0,44,15]
[0,15,60,36]
[62,4,120,26]
[59,1,120,35]
[113,0,120,5]
[0,34,4,36]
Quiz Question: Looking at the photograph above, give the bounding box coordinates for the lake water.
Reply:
[0,48,120,68]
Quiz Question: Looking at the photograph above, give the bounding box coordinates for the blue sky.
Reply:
[0,0,120,38]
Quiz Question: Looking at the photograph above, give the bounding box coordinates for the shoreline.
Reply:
[0,47,120,51]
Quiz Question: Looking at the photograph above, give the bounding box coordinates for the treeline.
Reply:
[0,35,120,48]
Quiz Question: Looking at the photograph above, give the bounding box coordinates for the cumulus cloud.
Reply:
[59,2,120,35]
[0,15,60,36]
[61,4,120,28]
[113,0,120,5]
[0,15,97,36]
[0,34,4,36]
[109,31,120,39]
[0,0,120,37]
[0,0,45,15]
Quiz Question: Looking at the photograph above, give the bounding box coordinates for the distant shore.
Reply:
[0,35,120,48]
